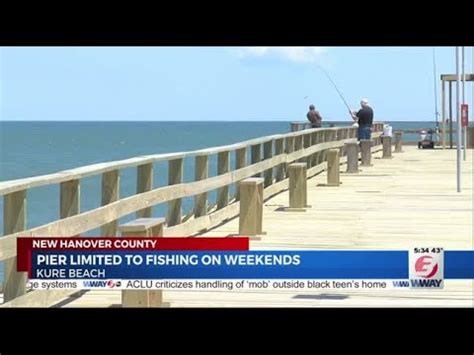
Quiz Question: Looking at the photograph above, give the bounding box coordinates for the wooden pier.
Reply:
[1,122,472,308]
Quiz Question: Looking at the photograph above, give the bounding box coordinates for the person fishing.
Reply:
[307,104,323,128]
[350,98,373,140]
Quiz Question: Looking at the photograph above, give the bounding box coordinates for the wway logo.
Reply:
[409,248,444,289]
[83,280,122,288]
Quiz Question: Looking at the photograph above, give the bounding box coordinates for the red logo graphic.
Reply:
[107,280,121,288]
[414,256,439,278]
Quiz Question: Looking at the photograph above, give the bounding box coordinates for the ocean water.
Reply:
[0,120,439,285]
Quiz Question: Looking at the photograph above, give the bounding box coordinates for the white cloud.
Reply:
[237,47,327,63]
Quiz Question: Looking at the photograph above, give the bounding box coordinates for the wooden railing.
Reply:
[0,123,384,307]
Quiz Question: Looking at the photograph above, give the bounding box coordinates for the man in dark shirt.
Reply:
[350,98,373,140]
[307,104,323,128]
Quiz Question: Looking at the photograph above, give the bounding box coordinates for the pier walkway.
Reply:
[60,146,473,307]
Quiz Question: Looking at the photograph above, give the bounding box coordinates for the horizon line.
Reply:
[0,119,437,122]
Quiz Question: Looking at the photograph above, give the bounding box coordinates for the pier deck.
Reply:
[61,146,473,307]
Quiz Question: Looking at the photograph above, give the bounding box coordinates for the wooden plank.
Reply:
[263,140,273,187]
[194,155,209,217]
[234,148,247,201]
[251,144,261,177]
[0,156,154,196]
[167,158,183,226]
[309,132,317,167]
[440,73,474,82]
[119,217,166,233]
[136,163,153,218]
[3,190,27,302]
[165,202,240,237]
[284,136,294,178]
[100,170,120,236]
[60,180,80,219]
[303,132,312,166]
[274,138,285,182]
[217,151,230,210]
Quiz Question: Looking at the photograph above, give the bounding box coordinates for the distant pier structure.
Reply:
[440,73,474,149]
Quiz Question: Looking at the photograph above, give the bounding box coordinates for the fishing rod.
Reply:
[315,64,354,118]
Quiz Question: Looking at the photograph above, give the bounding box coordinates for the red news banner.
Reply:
[17,237,249,277]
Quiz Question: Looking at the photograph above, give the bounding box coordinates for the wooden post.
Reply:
[316,131,324,165]
[350,127,357,139]
[295,134,304,163]
[288,163,308,210]
[167,158,183,226]
[217,151,230,209]
[449,82,453,149]
[238,178,264,237]
[336,128,345,157]
[326,149,340,186]
[235,147,247,201]
[303,132,311,167]
[136,163,153,218]
[345,142,359,173]
[274,138,285,182]
[294,134,303,151]
[372,125,378,146]
[442,80,446,149]
[284,136,294,177]
[377,124,383,146]
[251,144,261,177]
[119,218,166,308]
[194,155,208,217]
[324,129,332,142]
[60,179,80,238]
[263,140,273,187]
[101,170,120,236]
[360,139,373,167]
[60,179,80,219]
[394,131,403,153]
[3,190,27,302]
[381,135,392,159]
[345,128,350,139]
[310,131,318,167]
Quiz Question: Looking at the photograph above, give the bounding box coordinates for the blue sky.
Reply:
[1,47,473,121]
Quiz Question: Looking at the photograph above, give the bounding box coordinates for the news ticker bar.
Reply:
[27,279,435,291]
